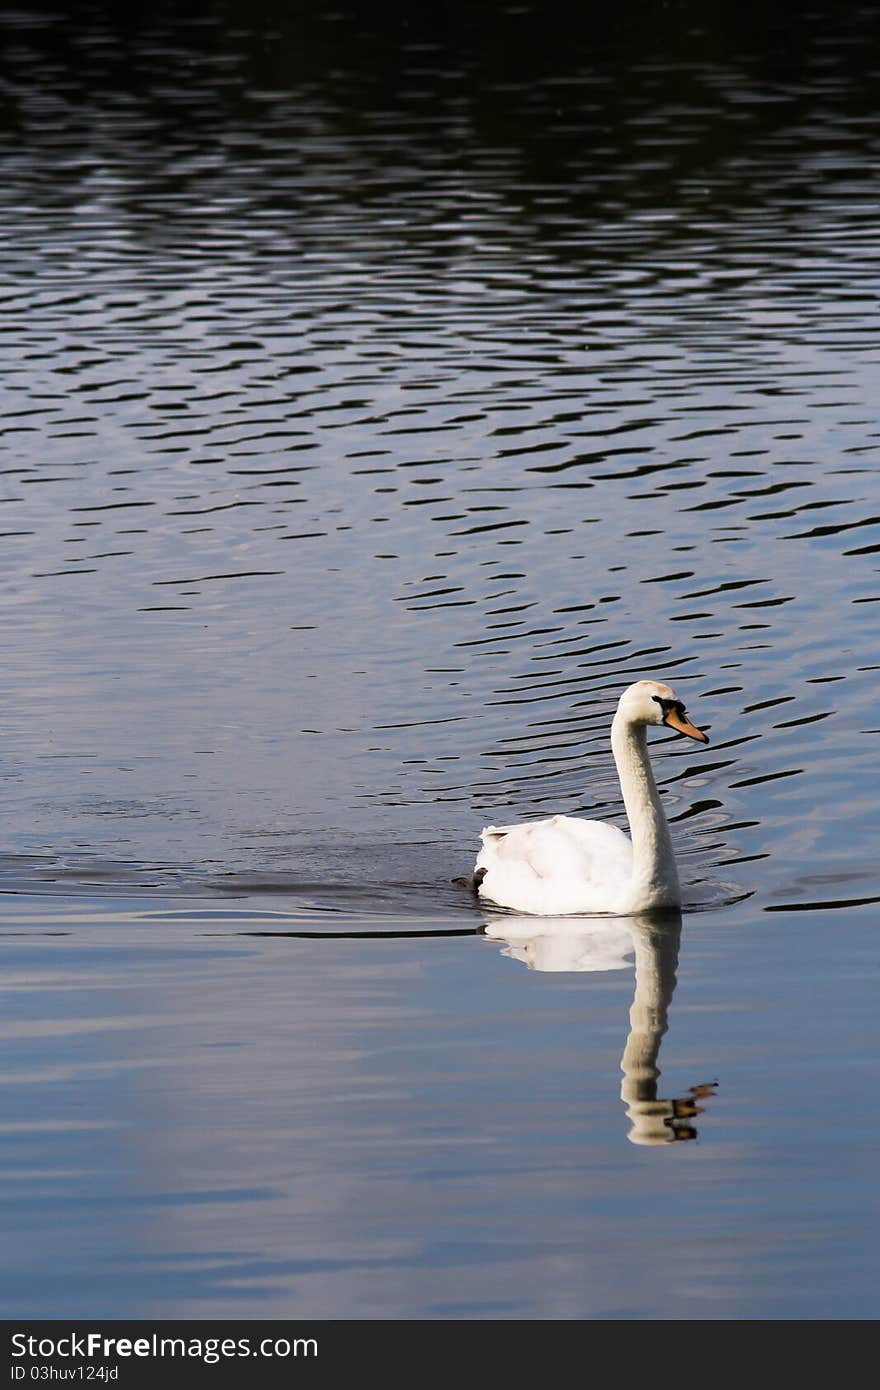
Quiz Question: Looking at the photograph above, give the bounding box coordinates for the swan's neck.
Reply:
[611,713,680,908]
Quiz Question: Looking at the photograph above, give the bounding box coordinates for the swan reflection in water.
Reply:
[482,909,717,1145]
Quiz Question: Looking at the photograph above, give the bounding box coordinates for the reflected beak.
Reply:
[665,709,709,744]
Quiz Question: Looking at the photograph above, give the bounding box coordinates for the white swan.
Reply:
[472,679,709,916]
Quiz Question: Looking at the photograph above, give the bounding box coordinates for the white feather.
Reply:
[473,679,708,916]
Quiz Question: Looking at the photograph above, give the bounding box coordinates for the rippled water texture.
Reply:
[0,2,878,1319]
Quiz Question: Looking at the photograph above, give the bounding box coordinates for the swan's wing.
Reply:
[475,814,632,915]
[479,814,632,876]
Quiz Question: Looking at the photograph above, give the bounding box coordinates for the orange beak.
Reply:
[665,708,709,744]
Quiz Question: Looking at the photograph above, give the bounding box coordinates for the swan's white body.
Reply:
[473,680,708,916]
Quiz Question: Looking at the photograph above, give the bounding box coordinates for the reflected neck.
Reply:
[620,919,680,1101]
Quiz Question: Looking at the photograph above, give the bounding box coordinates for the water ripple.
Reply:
[0,1,877,924]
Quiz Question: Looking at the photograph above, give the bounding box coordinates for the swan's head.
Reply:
[617,679,709,744]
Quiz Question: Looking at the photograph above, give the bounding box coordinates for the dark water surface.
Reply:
[1,2,878,1318]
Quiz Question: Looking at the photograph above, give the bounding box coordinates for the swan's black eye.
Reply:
[652,695,685,720]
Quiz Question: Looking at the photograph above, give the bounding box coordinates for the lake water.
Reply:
[0,1,878,1320]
